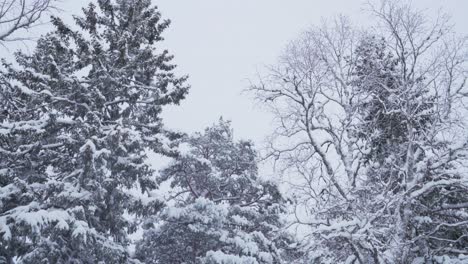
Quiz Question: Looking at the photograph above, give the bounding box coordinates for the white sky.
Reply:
[3,0,468,146]
[153,0,468,144]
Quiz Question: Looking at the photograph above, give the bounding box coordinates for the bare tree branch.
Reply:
[0,0,57,43]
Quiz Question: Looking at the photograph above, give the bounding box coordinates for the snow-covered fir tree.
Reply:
[136,120,295,264]
[0,0,188,263]
[352,35,437,191]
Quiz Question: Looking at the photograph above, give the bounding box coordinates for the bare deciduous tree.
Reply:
[251,1,468,263]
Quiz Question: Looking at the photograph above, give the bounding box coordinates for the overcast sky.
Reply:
[151,0,468,144]
[4,0,468,146]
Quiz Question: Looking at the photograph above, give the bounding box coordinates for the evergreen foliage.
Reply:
[0,0,188,262]
[136,120,293,264]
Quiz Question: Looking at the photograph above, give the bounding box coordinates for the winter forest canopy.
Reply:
[0,0,467,263]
